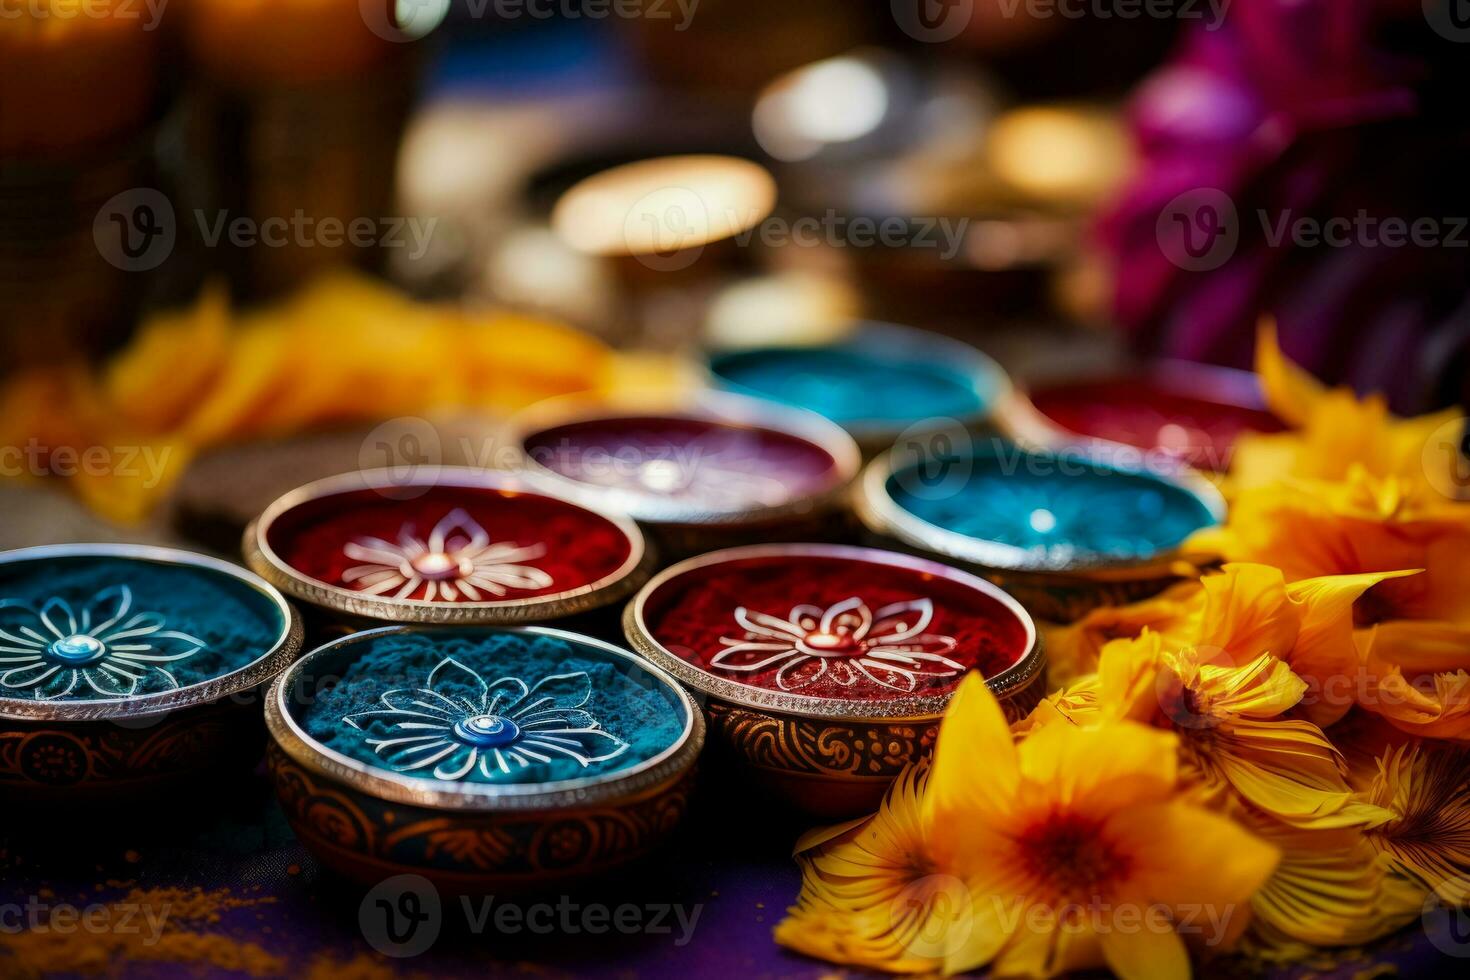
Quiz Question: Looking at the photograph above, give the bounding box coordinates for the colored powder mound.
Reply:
[712,345,990,425]
[0,886,282,978]
[301,631,687,786]
[887,448,1217,561]
[0,556,283,701]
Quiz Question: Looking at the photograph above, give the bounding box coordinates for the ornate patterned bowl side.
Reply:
[265,625,704,891]
[854,437,1226,623]
[707,321,1012,456]
[0,544,302,803]
[244,467,652,636]
[507,390,863,557]
[622,544,1043,818]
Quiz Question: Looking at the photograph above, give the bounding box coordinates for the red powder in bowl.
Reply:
[265,484,634,602]
[641,552,1029,702]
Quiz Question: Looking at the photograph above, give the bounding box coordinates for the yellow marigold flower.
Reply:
[1187,563,1409,727]
[1364,743,1470,905]
[1091,634,1389,830]
[1229,321,1465,499]
[1038,563,1400,725]
[775,765,956,974]
[1190,473,1470,624]
[778,675,1279,978]
[1358,622,1470,740]
[1038,586,1195,691]
[1241,807,1424,959]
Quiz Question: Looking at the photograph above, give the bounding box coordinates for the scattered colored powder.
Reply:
[300,630,687,785]
[642,553,1029,700]
[0,886,282,979]
[886,446,1218,562]
[710,344,991,427]
[0,555,284,701]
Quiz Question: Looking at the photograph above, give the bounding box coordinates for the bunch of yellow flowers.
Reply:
[777,328,1470,977]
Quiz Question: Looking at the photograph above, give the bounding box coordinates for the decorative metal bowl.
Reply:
[1013,360,1283,473]
[707,321,1013,455]
[507,390,863,557]
[0,544,302,802]
[264,625,704,891]
[244,467,652,638]
[622,543,1043,818]
[854,436,1226,623]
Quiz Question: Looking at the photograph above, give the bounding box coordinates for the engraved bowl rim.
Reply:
[264,624,706,812]
[622,542,1044,722]
[0,543,303,723]
[244,466,652,624]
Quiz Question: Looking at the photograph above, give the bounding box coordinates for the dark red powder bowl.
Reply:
[507,391,862,555]
[1019,361,1284,473]
[622,544,1044,817]
[245,468,650,627]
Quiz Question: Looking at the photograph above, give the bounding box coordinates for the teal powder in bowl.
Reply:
[709,332,999,430]
[0,555,286,703]
[886,446,1219,565]
[301,630,688,787]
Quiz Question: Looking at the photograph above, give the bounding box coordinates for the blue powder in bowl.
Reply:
[299,630,688,786]
[710,338,997,429]
[0,554,285,703]
[886,446,1218,564]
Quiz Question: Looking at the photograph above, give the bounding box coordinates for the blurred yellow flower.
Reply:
[1229,321,1465,500]
[0,275,681,524]
[1038,586,1194,690]
[779,674,1279,978]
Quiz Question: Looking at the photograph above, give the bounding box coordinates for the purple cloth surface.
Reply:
[1,760,1463,978]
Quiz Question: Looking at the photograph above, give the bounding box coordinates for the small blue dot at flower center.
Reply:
[47,634,107,666]
[452,714,521,748]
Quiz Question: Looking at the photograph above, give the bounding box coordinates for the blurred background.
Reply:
[2,0,1468,543]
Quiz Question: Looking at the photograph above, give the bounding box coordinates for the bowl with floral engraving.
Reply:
[622,543,1042,817]
[855,436,1225,622]
[508,390,863,555]
[244,468,651,635]
[265,624,703,890]
[1018,361,1284,473]
[0,544,302,803]
[707,321,1012,454]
